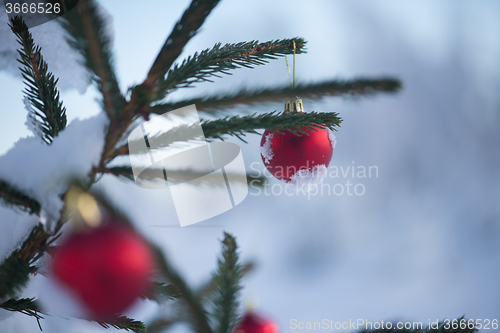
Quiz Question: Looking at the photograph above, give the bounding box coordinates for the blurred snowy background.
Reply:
[1,0,500,332]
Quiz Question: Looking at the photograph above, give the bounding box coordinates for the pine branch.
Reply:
[105,166,260,187]
[91,0,222,167]
[0,224,51,298]
[0,179,41,214]
[201,110,342,142]
[0,269,145,333]
[139,0,222,98]
[154,247,214,333]
[116,110,340,159]
[198,261,255,301]
[9,16,67,145]
[210,233,242,333]
[96,316,146,333]
[157,38,306,99]
[151,78,402,115]
[0,297,44,330]
[124,123,205,156]
[143,282,182,302]
[147,317,178,333]
[0,255,31,299]
[59,0,124,119]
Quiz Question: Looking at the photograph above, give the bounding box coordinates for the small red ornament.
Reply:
[235,311,280,333]
[260,98,335,183]
[51,222,154,319]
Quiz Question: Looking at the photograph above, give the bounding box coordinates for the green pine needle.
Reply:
[142,0,222,95]
[209,233,243,333]
[157,38,306,99]
[0,179,41,215]
[96,316,147,333]
[59,0,124,119]
[154,247,214,333]
[119,110,341,157]
[9,16,67,145]
[0,257,32,299]
[142,282,182,302]
[105,166,260,187]
[151,78,401,115]
[0,298,44,330]
[201,110,342,142]
[0,224,51,299]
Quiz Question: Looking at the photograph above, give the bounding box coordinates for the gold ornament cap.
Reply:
[284,97,304,113]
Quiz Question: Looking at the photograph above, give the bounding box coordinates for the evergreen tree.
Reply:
[0,1,475,332]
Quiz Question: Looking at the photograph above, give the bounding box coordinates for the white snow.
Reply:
[286,164,328,189]
[23,97,44,142]
[0,112,108,232]
[260,133,274,164]
[328,129,337,149]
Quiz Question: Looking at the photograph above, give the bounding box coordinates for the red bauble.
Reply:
[260,126,335,182]
[51,222,154,319]
[236,311,280,333]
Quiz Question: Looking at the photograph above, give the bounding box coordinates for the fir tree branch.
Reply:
[198,261,255,301]
[96,316,146,333]
[0,277,145,333]
[0,255,31,299]
[59,0,124,119]
[151,78,402,115]
[115,110,340,158]
[157,38,306,99]
[154,247,214,333]
[201,110,342,142]
[105,166,264,187]
[0,179,41,214]
[9,16,67,145]
[123,123,205,156]
[210,233,242,333]
[147,317,178,333]
[143,282,182,302]
[0,297,44,330]
[0,225,51,298]
[140,0,222,98]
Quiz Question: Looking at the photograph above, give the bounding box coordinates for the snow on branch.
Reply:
[0,179,41,214]
[0,225,49,298]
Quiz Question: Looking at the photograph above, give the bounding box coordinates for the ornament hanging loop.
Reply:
[284,41,302,113]
[285,40,297,90]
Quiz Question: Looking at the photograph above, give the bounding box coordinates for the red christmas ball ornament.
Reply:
[236,311,280,333]
[51,222,154,319]
[260,98,336,183]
